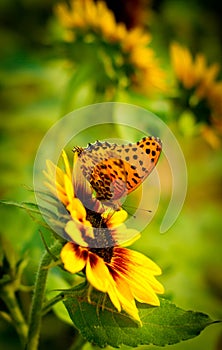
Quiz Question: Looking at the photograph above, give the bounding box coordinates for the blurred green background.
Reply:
[0,0,222,349]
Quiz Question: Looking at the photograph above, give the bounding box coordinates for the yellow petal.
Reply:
[86,251,123,314]
[117,266,162,305]
[104,209,128,227]
[132,282,161,306]
[44,159,69,205]
[130,267,165,294]
[62,150,72,180]
[55,4,76,28]
[67,197,87,221]
[83,224,95,240]
[171,42,193,88]
[49,159,65,187]
[125,273,163,305]
[194,54,207,82]
[61,243,87,273]
[106,283,121,313]
[111,247,164,305]
[115,248,162,275]
[86,253,111,293]
[65,221,88,247]
[64,174,74,204]
[114,276,141,324]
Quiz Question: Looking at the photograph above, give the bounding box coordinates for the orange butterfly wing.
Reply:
[75,136,162,202]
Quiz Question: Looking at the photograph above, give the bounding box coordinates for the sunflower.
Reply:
[55,0,166,95]
[170,42,222,124]
[43,150,164,324]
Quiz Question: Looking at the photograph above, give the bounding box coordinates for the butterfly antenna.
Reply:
[122,204,152,218]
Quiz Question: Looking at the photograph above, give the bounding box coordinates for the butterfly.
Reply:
[73,136,162,205]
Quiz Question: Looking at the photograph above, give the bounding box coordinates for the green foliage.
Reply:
[64,286,214,348]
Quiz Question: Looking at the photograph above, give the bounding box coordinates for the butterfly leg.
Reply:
[96,293,107,317]
[101,293,107,311]
[87,284,93,304]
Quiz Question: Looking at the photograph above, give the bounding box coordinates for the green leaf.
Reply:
[64,287,215,348]
[0,200,54,218]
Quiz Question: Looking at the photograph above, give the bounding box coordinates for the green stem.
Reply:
[1,288,28,346]
[42,293,65,316]
[25,241,62,350]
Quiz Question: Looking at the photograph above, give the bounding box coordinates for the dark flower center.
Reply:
[90,246,113,263]
[86,208,114,261]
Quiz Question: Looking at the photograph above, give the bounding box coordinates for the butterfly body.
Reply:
[74,136,162,204]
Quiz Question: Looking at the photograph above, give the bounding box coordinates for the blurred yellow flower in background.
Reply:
[170,42,222,121]
[170,42,222,147]
[55,0,166,95]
